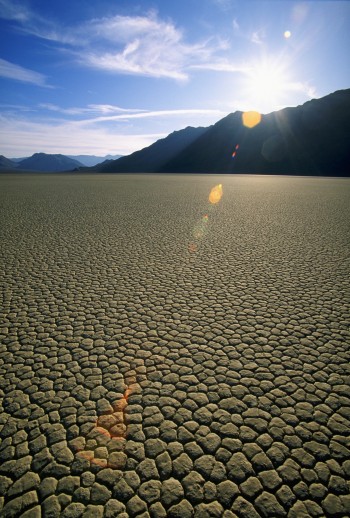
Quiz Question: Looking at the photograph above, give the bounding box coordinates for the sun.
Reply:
[244,58,290,113]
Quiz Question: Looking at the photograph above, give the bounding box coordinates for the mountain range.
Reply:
[0,153,123,171]
[91,126,208,174]
[1,89,349,175]
[67,154,122,167]
[95,89,350,176]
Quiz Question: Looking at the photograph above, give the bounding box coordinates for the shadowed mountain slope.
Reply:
[161,89,350,175]
[67,154,122,167]
[98,126,208,173]
[96,89,350,176]
[0,156,17,169]
[17,153,84,172]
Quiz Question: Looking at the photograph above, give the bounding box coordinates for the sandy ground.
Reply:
[0,174,349,517]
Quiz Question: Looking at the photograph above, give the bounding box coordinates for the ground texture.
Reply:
[0,174,349,518]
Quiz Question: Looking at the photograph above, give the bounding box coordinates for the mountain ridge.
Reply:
[3,153,84,172]
[96,89,350,176]
[1,89,349,175]
[66,154,123,167]
[97,126,208,173]
[0,155,17,169]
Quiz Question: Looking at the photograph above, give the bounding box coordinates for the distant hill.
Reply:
[95,89,350,176]
[9,157,25,163]
[67,154,123,167]
[98,126,208,173]
[16,153,84,172]
[9,154,123,167]
[0,155,17,169]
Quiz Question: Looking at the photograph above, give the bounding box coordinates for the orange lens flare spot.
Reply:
[242,111,262,128]
[77,450,94,462]
[74,382,136,469]
[124,388,132,401]
[209,184,223,204]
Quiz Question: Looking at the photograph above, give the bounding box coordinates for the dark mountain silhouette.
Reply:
[98,126,208,173]
[9,154,123,167]
[95,89,350,176]
[0,155,17,169]
[16,153,84,172]
[8,157,25,163]
[67,154,122,167]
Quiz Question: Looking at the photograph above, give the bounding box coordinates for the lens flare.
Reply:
[284,30,292,39]
[232,144,239,158]
[242,111,261,129]
[74,383,133,468]
[188,186,223,255]
[209,184,223,204]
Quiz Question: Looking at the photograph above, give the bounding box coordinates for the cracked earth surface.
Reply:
[0,174,349,517]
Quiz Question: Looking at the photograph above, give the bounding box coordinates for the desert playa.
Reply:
[0,173,349,517]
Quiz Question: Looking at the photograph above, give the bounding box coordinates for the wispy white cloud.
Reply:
[0,0,30,22]
[38,103,146,116]
[84,48,187,81]
[74,108,226,126]
[232,18,240,32]
[0,58,49,86]
[251,29,265,45]
[289,81,318,99]
[189,61,250,73]
[229,15,268,48]
[36,103,225,125]
[0,114,166,156]
[0,103,35,112]
[0,0,77,44]
[0,105,225,156]
[79,13,223,81]
[0,2,234,81]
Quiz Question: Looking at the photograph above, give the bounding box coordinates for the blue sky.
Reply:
[0,0,349,157]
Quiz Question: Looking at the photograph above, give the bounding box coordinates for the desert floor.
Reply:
[0,174,349,517]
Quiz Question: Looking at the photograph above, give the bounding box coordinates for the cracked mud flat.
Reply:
[0,173,349,518]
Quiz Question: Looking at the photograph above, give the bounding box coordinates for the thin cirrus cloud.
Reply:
[251,30,265,45]
[0,0,239,81]
[188,61,250,73]
[0,0,30,22]
[74,108,226,126]
[37,103,225,125]
[0,58,49,86]
[38,103,147,116]
[0,105,226,156]
[0,0,80,46]
[0,114,167,156]
[81,14,221,80]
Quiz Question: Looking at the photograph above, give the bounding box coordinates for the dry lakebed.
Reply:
[0,174,349,517]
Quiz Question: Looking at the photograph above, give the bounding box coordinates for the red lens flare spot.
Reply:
[232,144,240,158]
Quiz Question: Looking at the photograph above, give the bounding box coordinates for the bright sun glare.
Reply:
[245,59,290,113]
